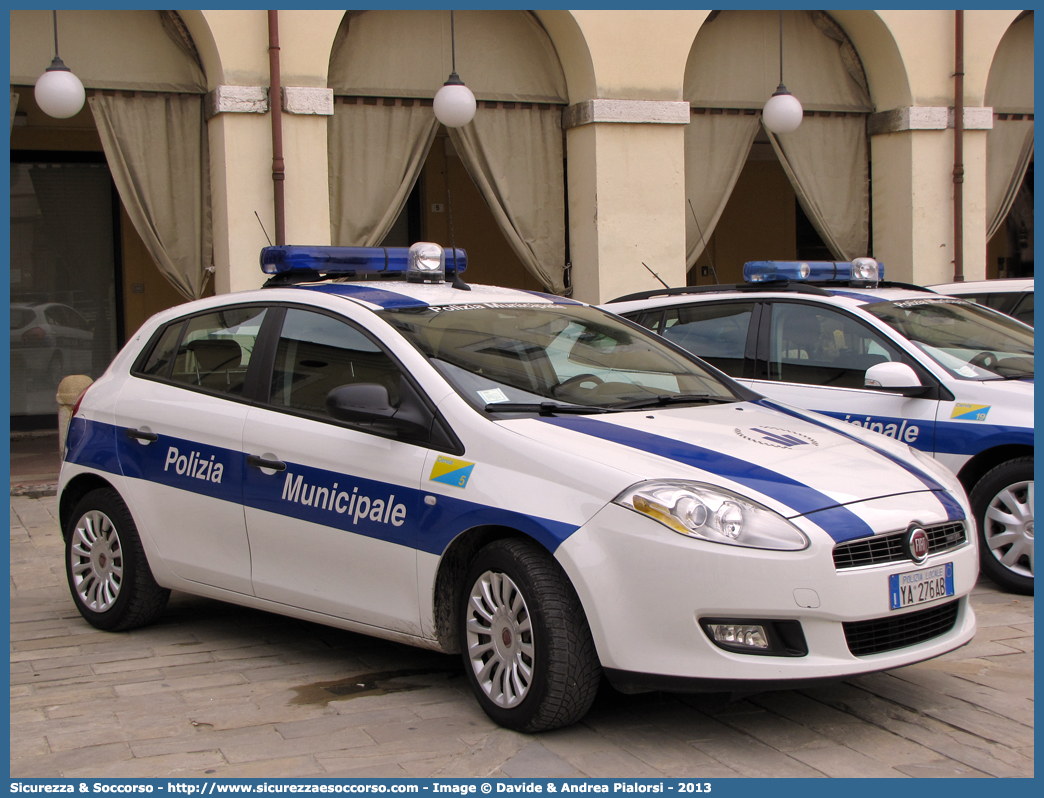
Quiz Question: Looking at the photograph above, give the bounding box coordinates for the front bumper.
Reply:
[554,499,978,686]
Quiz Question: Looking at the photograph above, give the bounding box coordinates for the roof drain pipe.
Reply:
[952,9,964,282]
[268,9,286,246]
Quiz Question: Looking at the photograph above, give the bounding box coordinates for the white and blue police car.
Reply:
[60,244,978,732]
[608,259,1033,595]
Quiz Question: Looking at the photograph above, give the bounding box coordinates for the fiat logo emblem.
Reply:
[904,526,930,564]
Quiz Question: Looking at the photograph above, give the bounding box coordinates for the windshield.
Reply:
[378,302,739,412]
[863,297,1033,380]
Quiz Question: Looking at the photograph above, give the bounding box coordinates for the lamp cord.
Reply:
[52,9,60,58]
[778,10,783,85]
[450,10,456,74]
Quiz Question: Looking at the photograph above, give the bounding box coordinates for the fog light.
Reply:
[708,623,769,650]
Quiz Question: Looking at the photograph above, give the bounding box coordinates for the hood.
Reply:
[498,400,963,537]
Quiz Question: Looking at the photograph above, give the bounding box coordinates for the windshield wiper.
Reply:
[610,394,737,410]
[484,402,611,415]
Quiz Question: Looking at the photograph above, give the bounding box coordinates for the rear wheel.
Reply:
[971,458,1033,595]
[65,488,170,630]
[460,538,600,732]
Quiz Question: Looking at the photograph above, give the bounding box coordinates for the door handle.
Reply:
[246,455,287,472]
[125,428,158,443]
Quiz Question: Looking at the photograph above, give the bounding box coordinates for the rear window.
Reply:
[10,308,36,329]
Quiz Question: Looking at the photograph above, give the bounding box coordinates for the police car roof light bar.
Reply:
[743,259,882,287]
[260,244,467,278]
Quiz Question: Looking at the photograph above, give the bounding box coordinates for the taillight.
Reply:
[22,326,46,344]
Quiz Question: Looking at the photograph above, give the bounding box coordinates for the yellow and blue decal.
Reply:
[950,403,991,421]
[429,456,475,489]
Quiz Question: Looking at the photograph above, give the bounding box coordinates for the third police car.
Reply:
[60,245,977,732]
[608,259,1033,595]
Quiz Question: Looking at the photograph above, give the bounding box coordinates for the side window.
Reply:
[268,309,403,417]
[169,307,266,396]
[956,292,988,307]
[767,303,902,389]
[630,310,666,334]
[1012,293,1033,326]
[139,322,185,378]
[659,302,753,378]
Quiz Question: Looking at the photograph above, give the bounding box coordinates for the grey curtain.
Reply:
[985,12,1034,241]
[329,10,567,103]
[327,9,568,283]
[685,11,872,263]
[767,116,869,260]
[986,123,1034,242]
[329,101,438,246]
[685,113,761,268]
[89,93,211,300]
[448,106,566,294]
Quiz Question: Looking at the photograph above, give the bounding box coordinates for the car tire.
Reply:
[460,538,601,732]
[970,457,1034,595]
[64,488,171,631]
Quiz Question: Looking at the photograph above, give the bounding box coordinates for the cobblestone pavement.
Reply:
[11,494,1034,779]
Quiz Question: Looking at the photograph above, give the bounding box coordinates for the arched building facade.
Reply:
[8,9,1033,426]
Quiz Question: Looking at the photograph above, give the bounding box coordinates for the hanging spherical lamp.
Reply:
[35,11,85,119]
[762,11,802,135]
[433,11,476,128]
[763,85,803,134]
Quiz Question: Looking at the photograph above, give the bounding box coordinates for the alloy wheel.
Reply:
[69,510,124,612]
[465,570,535,708]
[983,479,1034,579]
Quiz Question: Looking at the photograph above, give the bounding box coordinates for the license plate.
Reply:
[889,562,954,610]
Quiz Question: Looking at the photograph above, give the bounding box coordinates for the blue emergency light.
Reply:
[743,258,882,287]
[260,242,467,283]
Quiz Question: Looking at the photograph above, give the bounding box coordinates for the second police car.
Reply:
[60,244,978,732]
[609,259,1033,595]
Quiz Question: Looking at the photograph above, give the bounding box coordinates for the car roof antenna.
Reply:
[255,211,273,246]
[642,262,670,289]
[445,187,471,291]
[689,199,719,285]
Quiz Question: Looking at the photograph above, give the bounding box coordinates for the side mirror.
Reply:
[325,382,431,436]
[864,362,930,397]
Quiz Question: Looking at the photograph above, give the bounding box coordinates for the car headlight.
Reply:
[614,480,809,551]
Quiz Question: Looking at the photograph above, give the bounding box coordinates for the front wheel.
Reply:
[970,457,1033,595]
[65,488,170,630]
[460,538,600,732]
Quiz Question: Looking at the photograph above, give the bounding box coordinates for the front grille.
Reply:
[843,600,959,656]
[833,522,967,569]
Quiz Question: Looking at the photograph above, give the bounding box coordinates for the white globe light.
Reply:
[434,79,476,128]
[35,62,85,119]
[762,88,803,134]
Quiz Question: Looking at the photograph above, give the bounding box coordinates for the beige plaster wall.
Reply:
[559,11,705,303]
[871,128,989,285]
[568,11,709,101]
[570,123,689,304]
[873,9,1023,107]
[209,113,273,295]
[196,10,341,292]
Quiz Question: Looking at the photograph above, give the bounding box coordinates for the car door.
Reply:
[241,306,432,633]
[752,300,941,452]
[115,305,267,594]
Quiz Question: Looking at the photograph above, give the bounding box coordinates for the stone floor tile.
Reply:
[785,742,907,777]
[895,760,992,777]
